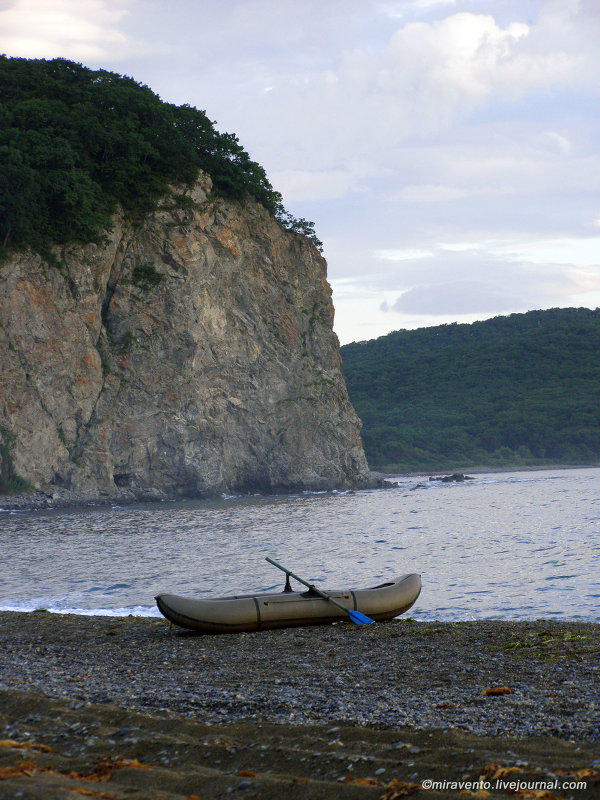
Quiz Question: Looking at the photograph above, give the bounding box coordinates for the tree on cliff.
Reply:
[0,56,322,258]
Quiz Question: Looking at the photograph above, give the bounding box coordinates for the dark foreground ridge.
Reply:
[0,613,599,799]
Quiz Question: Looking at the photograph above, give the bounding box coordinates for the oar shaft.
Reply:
[265,557,350,613]
[265,557,310,589]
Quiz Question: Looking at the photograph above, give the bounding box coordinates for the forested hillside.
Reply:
[341,308,600,472]
[0,56,320,259]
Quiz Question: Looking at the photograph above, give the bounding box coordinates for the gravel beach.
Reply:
[1,612,599,799]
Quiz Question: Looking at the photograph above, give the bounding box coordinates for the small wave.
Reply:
[0,601,161,617]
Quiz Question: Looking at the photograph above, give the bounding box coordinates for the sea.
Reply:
[1,467,599,622]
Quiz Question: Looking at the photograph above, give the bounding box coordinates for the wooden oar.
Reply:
[265,557,374,626]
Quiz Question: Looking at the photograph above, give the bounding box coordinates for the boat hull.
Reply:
[155,573,421,633]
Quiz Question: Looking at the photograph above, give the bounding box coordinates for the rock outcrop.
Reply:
[0,174,373,501]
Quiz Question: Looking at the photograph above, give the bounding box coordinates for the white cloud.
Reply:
[367,236,600,322]
[393,184,470,202]
[480,236,600,266]
[379,12,574,118]
[376,248,434,260]
[434,236,600,265]
[223,6,590,196]
[270,169,359,202]
[390,280,525,315]
[378,0,458,18]
[543,131,572,154]
[0,0,142,61]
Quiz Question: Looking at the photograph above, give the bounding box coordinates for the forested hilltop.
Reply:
[341,308,600,472]
[0,56,320,259]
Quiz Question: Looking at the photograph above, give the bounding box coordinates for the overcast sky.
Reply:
[2,0,599,343]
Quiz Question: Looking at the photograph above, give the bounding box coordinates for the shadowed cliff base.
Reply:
[0,474,385,512]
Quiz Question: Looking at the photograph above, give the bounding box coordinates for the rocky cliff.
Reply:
[0,174,373,502]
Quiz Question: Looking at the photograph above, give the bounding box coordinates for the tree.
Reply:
[0,56,322,258]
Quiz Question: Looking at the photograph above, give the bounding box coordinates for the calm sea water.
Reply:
[1,467,599,621]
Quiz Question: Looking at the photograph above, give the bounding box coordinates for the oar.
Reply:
[265,557,374,626]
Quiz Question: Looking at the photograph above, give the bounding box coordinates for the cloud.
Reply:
[384,14,531,104]
[391,184,470,202]
[354,13,566,117]
[211,4,592,202]
[390,280,526,315]
[0,0,143,61]
[543,130,572,154]
[378,0,458,18]
[376,248,434,260]
[270,169,359,202]
[460,236,600,266]
[372,238,600,318]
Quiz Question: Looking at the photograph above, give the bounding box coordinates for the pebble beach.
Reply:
[1,611,599,799]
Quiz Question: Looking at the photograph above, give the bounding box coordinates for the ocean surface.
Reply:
[1,467,599,622]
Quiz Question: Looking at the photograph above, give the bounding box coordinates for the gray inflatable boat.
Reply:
[155,573,421,633]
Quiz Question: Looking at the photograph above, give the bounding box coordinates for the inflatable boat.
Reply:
[155,572,421,633]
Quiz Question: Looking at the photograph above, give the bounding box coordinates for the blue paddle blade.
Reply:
[348,609,374,625]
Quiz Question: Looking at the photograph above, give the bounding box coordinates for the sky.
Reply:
[1,0,600,344]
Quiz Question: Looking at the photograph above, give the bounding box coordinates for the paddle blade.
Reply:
[348,609,374,626]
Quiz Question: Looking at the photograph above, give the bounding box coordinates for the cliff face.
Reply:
[0,175,373,500]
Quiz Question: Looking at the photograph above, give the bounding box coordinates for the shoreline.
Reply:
[0,474,386,513]
[2,464,599,513]
[0,485,175,512]
[373,463,600,479]
[2,605,599,625]
[1,612,599,799]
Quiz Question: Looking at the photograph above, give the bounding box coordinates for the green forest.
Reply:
[341,308,600,472]
[0,56,321,259]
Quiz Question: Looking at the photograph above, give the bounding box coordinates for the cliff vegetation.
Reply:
[0,56,321,260]
[341,308,600,472]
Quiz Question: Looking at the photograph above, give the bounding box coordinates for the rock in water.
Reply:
[0,175,374,500]
[428,473,474,483]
